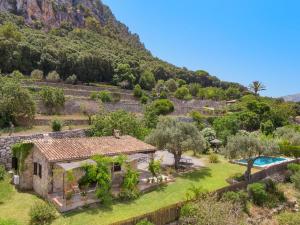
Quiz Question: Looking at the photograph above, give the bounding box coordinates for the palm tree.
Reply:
[249,81,266,96]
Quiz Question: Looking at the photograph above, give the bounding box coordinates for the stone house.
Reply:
[14,134,156,211]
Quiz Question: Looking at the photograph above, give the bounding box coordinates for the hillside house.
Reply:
[14,134,156,211]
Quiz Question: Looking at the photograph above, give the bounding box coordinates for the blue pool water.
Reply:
[237,157,287,167]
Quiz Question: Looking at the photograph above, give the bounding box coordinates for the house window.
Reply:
[113,163,122,172]
[12,157,18,171]
[38,164,42,178]
[33,163,38,175]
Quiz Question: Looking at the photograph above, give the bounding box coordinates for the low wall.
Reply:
[0,129,87,169]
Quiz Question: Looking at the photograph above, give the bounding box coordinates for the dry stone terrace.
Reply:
[0,129,87,169]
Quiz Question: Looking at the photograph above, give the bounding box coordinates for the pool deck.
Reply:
[232,157,294,169]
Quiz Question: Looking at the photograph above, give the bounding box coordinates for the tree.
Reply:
[260,120,275,136]
[238,111,260,131]
[213,115,240,143]
[225,87,242,100]
[249,81,266,96]
[139,70,156,90]
[40,87,65,114]
[89,110,148,140]
[224,134,279,181]
[0,76,36,127]
[113,64,136,89]
[146,117,206,169]
[80,102,100,125]
[165,79,178,92]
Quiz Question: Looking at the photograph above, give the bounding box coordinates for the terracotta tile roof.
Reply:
[32,135,156,162]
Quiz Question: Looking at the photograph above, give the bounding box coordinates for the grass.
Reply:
[0,154,248,225]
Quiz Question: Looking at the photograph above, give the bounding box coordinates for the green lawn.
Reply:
[0,155,247,225]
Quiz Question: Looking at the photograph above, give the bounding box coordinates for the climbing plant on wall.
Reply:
[11,142,34,173]
[79,155,126,206]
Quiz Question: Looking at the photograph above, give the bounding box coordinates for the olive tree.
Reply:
[146,117,207,169]
[224,134,279,181]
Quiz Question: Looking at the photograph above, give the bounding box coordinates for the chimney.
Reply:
[113,129,121,139]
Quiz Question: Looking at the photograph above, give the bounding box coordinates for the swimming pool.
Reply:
[236,156,289,168]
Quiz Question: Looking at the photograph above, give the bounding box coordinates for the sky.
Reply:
[103,0,300,97]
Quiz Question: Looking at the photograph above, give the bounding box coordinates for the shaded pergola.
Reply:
[210,139,222,152]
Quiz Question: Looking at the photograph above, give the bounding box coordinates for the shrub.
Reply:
[139,70,156,91]
[279,144,300,158]
[119,165,140,201]
[247,182,267,206]
[90,91,113,102]
[51,119,63,132]
[140,94,148,104]
[208,154,219,163]
[291,171,300,190]
[174,86,191,100]
[228,172,244,181]
[287,163,300,174]
[29,201,56,225]
[148,159,161,177]
[221,191,248,210]
[165,78,177,92]
[65,74,77,84]
[30,69,44,80]
[0,165,5,181]
[135,219,154,225]
[0,219,19,225]
[151,99,174,115]
[260,120,275,135]
[133,84,143,98]
[46,71,60,82]
[40,87,65,115]
[180,203,197,217]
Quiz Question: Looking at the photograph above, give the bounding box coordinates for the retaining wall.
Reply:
[0,129,87,169]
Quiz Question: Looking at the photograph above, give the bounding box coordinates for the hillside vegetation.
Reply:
[0,10,243,90]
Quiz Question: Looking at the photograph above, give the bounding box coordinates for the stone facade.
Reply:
[0,129,87,170]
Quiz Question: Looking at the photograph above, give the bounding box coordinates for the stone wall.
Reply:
[0,129,87,169]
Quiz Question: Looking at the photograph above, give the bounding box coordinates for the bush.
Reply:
[148,159,161,177]
[133,84,143,98]
[51,119,63,132]
[0,218,19,225]
[287,163,300,174]
[140,94,148,104]
[221,191,248,209]
[280,144,300,158]
[30,69,44,80]
[0,165,5,181]
[90,91,113,102]
[208,154,219,163]
[151,99,174,115]
[29,201,56,225]
[260,120,275,135]
[46,71,60,82]
[291,171,300,190]
[180,202,197,217]
[174,86,191,100]
[65,74,77,84]
[135,219,154,225]
[247,183,267,206]
[40,87,65,115]
[165,79,177,92]
[139,70,156,91]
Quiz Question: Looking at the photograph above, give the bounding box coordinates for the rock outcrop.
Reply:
[1,0,108,27]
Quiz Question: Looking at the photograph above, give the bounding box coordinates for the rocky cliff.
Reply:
[0,0,144,48]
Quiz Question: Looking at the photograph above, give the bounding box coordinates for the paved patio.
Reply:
[137,150,205,170]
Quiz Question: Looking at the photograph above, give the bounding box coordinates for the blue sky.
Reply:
[103,0,300,97]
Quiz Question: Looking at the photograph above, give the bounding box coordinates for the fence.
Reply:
[111,158,300,225]
[110,201,185,225]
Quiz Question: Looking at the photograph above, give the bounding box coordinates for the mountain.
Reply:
[283,94,300,102]
[0,0,245,90]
